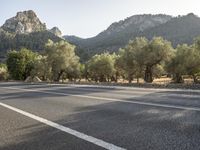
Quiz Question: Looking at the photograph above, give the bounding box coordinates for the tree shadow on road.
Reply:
[1,86,200,150]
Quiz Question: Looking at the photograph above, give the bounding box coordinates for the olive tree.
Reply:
[142,37,173,83]
[167,43,200,83]
[87,53,116,82]
[30,55,52,81]
[0,63,8,80]
[117,37,148,83]
[45,40,80,82]
[7,48,38,80]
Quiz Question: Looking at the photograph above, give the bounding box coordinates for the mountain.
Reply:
[139,13,200,46]
[98,14,172,37]
[0,10,62,59]
[2,11,200,63]
[64,13,200,61]
[49,27,62,37]
[64,14,172,55]
[2,10,46,34]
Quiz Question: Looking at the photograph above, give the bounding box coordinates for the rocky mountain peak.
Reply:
[1,10,46,34]
[49,27,62,37]
[16,10,37,19]
[99,14,172,36]
[186,13,196,17]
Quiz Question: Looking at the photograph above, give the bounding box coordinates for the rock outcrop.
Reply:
[64,13,200,62]
[0,10,63,57]
[49,27,62,37]
[100,14,172,36]
[1,10,46,34]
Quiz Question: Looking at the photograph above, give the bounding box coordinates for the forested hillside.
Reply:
[64,13,200,61]
[0,10,63,59]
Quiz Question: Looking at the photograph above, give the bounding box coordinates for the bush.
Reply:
[0,64,8,80]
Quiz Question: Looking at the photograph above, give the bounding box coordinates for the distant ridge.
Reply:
[1,10,200,62]
[64,13,200,61]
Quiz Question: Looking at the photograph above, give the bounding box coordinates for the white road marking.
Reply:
[0,102,126,150]
[47,86,200,98]
[2,86,200,112]
[65,84,200,92]
[48,86,152,94]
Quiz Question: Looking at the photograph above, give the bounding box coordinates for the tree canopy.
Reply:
[7,48,39,80]
[87,53,116,82]
[45,40,80,81]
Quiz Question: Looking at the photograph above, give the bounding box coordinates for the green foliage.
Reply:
[6,48,39,80]
[153,64,165,78]
[30,55,52,81]
[117,37,148,83]
[143,37,174,82]
[117,37,173,83]
[45,40,80,81]
[87,53,116,82]
[4,35,200,84]
[0,30,62,56]
[167,42,200,83]
[65,14,200,59]
[0,63,8,80]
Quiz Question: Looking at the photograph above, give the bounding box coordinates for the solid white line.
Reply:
[2,86,200,112]
[51,86,153,94]
[45,86,200,98]
[0,102,126,150]
[3,81,200,92]
[65,84,200,92]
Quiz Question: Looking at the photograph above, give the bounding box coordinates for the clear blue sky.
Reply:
[1,0,200,38]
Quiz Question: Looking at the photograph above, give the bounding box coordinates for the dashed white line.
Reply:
[0,102,126,150]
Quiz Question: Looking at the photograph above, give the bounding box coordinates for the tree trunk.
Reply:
[174,73,184,83]
[42,76,45,81]
[111,74,117,83]
[107,77,110,82]
[115,73,118,83]
[144,66,153,83]
[137,77,139,84]
[94,76,98,82]
[114,72,119,83]
[99,75,106,82]
[128,74,133,83]
[99,75,103,82]
[54,71,63,82]
[192,75,198,84]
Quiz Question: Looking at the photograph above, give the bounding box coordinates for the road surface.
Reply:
[0,82,200,150]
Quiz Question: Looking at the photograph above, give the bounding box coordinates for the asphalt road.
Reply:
[0,82,200,150]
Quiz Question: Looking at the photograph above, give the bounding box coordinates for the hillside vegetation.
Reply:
[1,10,200,85]
[64,13,200,61]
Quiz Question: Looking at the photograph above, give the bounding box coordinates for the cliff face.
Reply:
[49,27,62,37]
[1,10,46,34]
[0,10,63,57]
[64,13,200,61]
[64,14,173,55]
[99,14,172,36]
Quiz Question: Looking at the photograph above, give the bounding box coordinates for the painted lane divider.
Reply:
[0,102,126,150]
[2,86,200,112]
